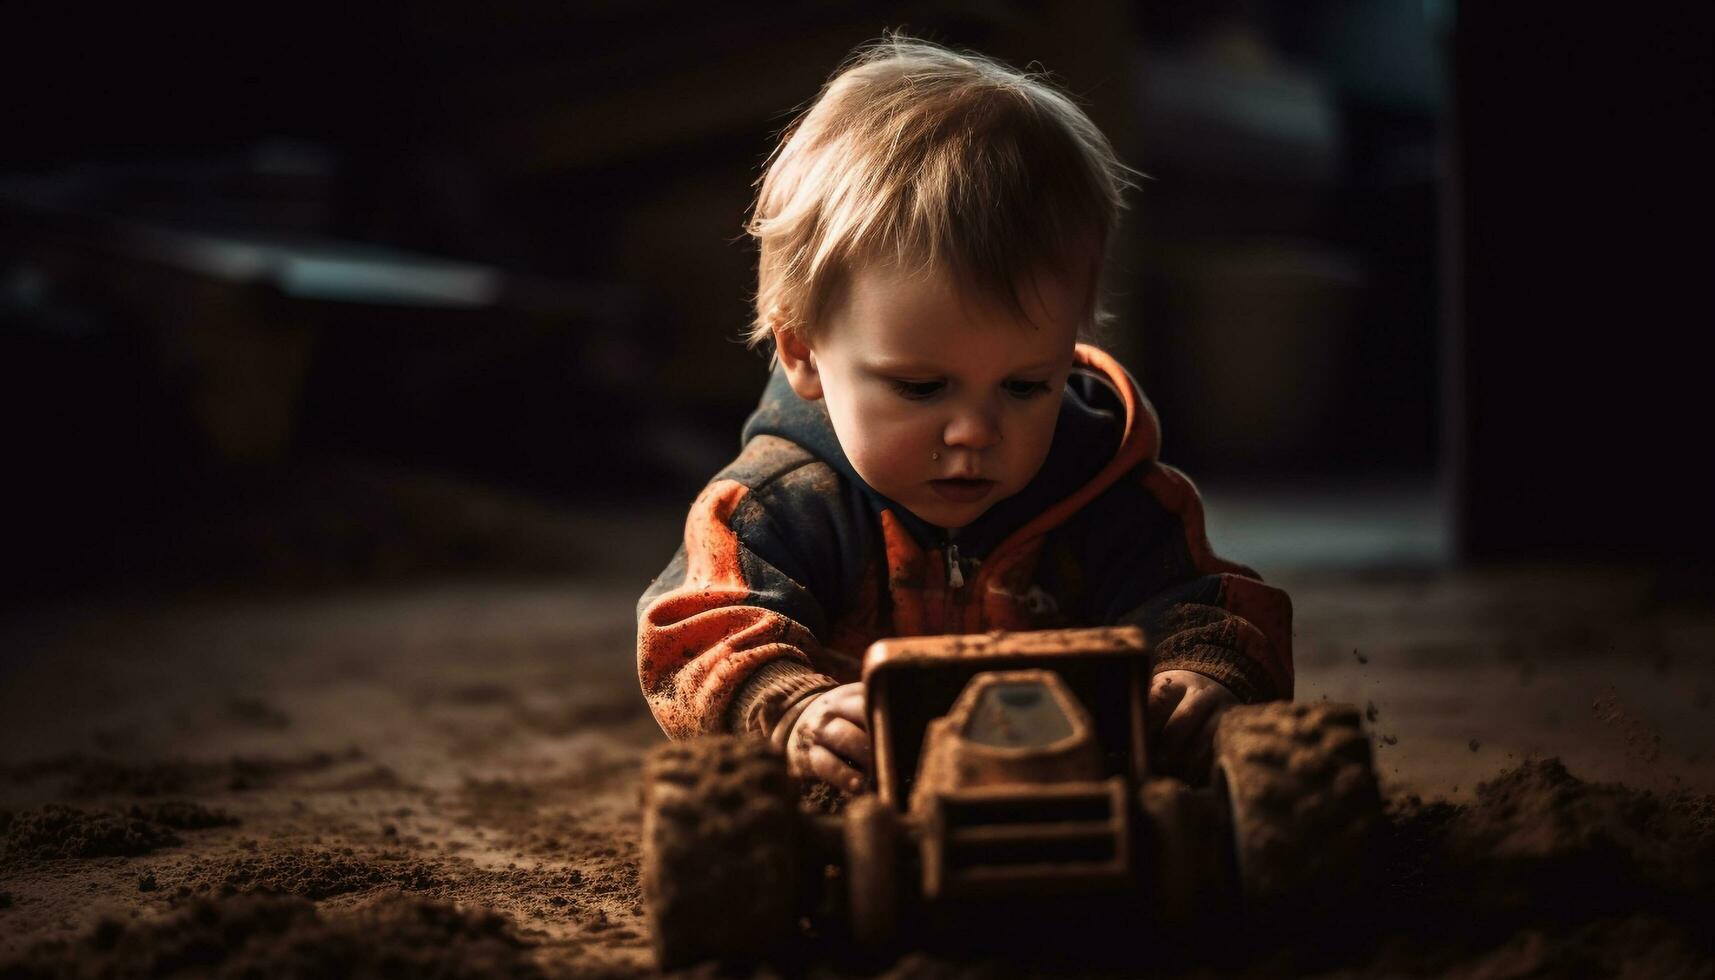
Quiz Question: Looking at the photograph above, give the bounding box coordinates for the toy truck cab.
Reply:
[864,627,1149,904]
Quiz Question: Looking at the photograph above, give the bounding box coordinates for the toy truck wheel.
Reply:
[843,794,899,950]
[641,736,802,968]
[1212,701,1382,932]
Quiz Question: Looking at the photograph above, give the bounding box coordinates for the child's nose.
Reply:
[942,404,1002,451]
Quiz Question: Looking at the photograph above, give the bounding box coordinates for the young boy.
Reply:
[636,36,1292,795]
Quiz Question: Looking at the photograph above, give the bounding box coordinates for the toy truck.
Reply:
[640,626,1381,967]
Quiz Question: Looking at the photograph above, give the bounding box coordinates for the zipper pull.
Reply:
[945,541,965,589]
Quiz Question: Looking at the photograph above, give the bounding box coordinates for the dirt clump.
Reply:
[3,805,187,863]
[2,801,237,866]
[1,893,546,979]
[1365,758,1715,975]
[1409,758,1715,915]
[209,849,439,900]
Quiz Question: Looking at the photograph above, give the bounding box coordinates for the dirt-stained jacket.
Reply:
[636,344,1294,741]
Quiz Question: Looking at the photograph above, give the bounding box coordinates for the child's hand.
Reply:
[1147,669,1238,782]
[782,683,871,793]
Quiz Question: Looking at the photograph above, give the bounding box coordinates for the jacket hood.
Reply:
[740,344,1162,561]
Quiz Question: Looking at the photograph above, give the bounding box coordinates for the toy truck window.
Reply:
[963,682,1075,748]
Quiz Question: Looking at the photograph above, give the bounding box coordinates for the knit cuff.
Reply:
[1152,641,1280,705]
[726,659,840,738]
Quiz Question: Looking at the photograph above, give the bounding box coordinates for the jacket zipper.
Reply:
[943,538,965,589]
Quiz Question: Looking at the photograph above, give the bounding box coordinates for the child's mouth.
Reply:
[929,478,997,503]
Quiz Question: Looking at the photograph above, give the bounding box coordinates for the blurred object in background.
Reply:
[0,142,659,476]
[0,143,674,595]
[1132,0,1444,481]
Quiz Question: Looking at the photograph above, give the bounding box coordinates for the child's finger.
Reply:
[1157,690,1226,778]
[826,684,867,725]
[806,743,865,793]
[1147,674,1188,740]
[818,716,873,774]
[1160,688,1225,747]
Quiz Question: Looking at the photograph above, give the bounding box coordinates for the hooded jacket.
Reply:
[636,343,1293,741]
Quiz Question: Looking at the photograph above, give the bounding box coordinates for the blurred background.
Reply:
[1,0,1709,597]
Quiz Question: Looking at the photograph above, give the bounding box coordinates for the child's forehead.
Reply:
[829,260,1080,371]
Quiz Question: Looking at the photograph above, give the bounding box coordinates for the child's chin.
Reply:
[906,499,996,531]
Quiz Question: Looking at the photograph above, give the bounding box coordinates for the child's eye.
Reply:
[1004,379,1052,399]
[889,379,944,400]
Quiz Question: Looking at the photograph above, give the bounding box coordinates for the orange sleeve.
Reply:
[637,479,836,739]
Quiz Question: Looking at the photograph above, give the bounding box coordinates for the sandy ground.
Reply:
[2,492,1712,977]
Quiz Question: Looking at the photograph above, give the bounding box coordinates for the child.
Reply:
[636,36,1292,794]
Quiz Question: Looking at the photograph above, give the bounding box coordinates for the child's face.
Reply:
[778,261,1082,530]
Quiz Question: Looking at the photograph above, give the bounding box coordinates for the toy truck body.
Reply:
[642,626,1381,967]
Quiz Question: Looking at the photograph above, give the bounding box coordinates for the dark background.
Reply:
[2,0,1710,600]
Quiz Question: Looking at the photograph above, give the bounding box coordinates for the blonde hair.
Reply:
[745,34,1135,350]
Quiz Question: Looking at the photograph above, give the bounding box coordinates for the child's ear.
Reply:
[772,322,824,401]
